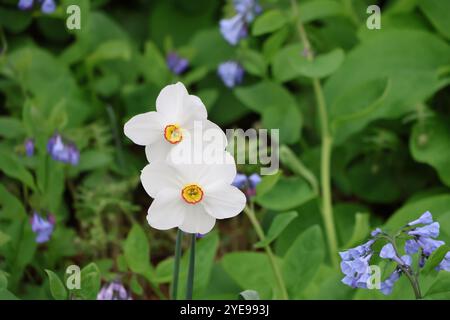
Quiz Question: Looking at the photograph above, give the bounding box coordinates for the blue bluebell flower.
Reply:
[219,0,261,45]
[437,252,450,271]
[232,173,247,189]
[232,172,261,197]
[30,212,55,244]
[408,211,433,226]
[405,239,420,255]
[248,173,261,189]
[408,222,440,238]
[380,270,401,295]
[219,14,247,46]
[18,0,56,14]
[380,243,407,265]
[218,61,244,88]
[47,133,80,166]
[233,0,262,23]
[166,52,189,75]
[25,138,34,157]
[371,228,382,237]
[97,281,132,300]
[340,239,375,289]
[416,237,444,256]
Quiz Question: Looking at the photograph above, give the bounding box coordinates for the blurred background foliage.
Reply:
[0,0,449,300]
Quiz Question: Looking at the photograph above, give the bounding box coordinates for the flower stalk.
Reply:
[171,229,183,300]
[186,233,196,300]
[290,0,339,268]
[244,205,289,300]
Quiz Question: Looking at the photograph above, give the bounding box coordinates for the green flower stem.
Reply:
[171,229,183,300]
[106,105,126,170]
[186,233,196,300]
[291,0,339,268]
[244,205,289,300]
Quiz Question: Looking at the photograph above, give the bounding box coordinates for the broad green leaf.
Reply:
[325,30,450,145]
[239,290,260,300]
[78,263,101,300]
[255,170,282,197]
[0,7,32,33]
[0,117,24,139]
[343,213,370,248]
[0,289,19,300]
[234,81,302,144]
[190,28,235,69]
[256,176,315,211]
[238,49,267,77]
[298,0,345,23]
[124,224,152,275]
[0,272,7,290]
[282,225,325,297]
[254,211,298,248]
[422,245,450,275]
[0,185,27,219]
[252,10,287,36]
[419,0,450,39]
[141,41,170,87]
[262,26,289,62]
[76,150,113,173]
[45,270,68,300]
[0,231,11,247]
[154,257,174,284]
[221,252,279,299]
[130,275,144,296]
[0,150,35,190]
[86,40,131,66]
[273,46,344,81]
[426,272,450,297]
[410,117,450,187]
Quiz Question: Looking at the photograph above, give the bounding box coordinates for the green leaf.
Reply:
[45,270,68,300]
[141,41,170,87]
[298,0,345,24]
[426,272,450,296]
[252,10,287,36]
[221,252,279,299]
[76,150,113,173]
[238,49,267,77]
[422,245,450,275]
[256,176,315,211]
[0,150,36,190]
[124,224,152,275]
[282,225,325,298]
[273,46,344,81]
[343,213,370,248]
[0,185,27,219]
[0,117,25,139]
[0,272,7,290]
[410,117,450,188]
[254,211,298,248]
[255,170,282,197]
[239,290,260,300]
[325,30,450,145]
[419,0,450,40]
[0,231,11,247]
[78,263,101,300]
[130,275,144,296]
[87,40,131,66]
[234,81,302,144]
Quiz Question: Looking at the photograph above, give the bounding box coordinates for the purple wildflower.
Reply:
[233,0,262,23]
[437,252,450,271]
[380,270,401,295]
[220,14,248,46]
[25,139,34,157]
[408,222,440,238]
[18,0,56,14]
[97,281,132,300]
[408,211,433,226]
[30,212,55,244]
[232,172,261,197]
[166,52,189,75]
[47,134,80,166]
[218,61,244,88]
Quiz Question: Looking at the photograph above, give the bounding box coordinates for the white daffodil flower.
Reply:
[124,82,226,162]
[140,151,246,234]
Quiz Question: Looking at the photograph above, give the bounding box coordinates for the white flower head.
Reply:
[124,82,226,162]
[141,150,246,234]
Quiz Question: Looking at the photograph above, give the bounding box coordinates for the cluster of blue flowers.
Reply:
[18,0,56,14]
[232,172,261,198]
[340,211,450,296]
[216,0,261,88]
[97,281,132,300]
[47,133,80,166]
[30,212,55,244]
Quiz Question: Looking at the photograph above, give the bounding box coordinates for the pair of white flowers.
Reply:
[124,83,246,234]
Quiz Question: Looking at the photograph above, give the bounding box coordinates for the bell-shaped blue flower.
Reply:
[30,212,55,244]
[218,61,244,88]
[409,222,440,238]
[408,211,433,226]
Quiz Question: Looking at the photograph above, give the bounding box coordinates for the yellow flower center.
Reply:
[181,184,204,204]
[164,124,183,144]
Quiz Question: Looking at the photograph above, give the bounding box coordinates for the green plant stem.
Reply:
[106,105,126,170]
[291,0,339,268]
[186,233,196,300]
[171,229,183,300]
[244,205,289,300]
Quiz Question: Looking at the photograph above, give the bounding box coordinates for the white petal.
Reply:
[140,163,183,198]
[145,139,173,163]
[156,82,188,120]
[179,205,216,234]
[178,94,207,125]
[203,183,246,219]
[124,112,163,146]
[199,151,237,187]
[147,189,186,230]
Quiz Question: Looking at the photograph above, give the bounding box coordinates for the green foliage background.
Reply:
[0,0,450,300]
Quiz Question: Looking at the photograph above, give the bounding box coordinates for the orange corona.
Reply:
[181,184,204,204]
